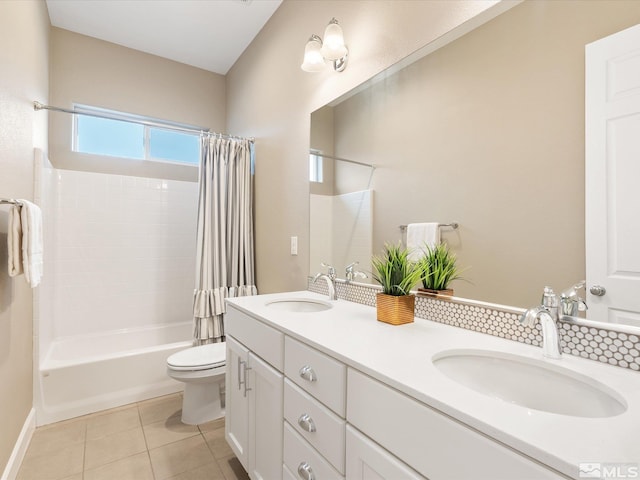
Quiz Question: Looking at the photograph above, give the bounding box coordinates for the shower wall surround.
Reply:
[308,279,640,372]
[37,156,198,353]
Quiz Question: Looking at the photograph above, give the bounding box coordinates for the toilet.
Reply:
[166,342,226,425]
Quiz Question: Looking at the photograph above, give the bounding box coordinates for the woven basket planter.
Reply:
[376,293,415,325]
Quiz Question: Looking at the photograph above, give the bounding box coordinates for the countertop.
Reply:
[226,291,640,478]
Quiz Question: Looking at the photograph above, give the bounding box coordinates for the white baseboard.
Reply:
[1,408,35,480]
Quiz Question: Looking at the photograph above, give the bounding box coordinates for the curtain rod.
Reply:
[310,152,375,169]
[33,101,254,142]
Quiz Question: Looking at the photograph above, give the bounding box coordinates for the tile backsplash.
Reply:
[308,278,640,372]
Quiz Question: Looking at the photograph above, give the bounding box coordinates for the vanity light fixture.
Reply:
[301,18,348,73]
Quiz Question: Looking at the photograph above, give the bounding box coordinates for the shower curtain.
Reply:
[193,136,257,345]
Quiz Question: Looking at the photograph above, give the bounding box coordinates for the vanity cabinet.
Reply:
[225,298,569,480]
[225,307,284,480]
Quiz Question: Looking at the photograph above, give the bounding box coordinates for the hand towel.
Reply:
[407,222,440,262]
[7,205,23,277]
[19,200,44,288]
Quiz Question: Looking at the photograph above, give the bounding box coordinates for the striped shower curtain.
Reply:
[193,136,257,345]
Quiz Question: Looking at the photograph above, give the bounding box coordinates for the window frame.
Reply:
[309,149,324,183]
[72,103,205,166]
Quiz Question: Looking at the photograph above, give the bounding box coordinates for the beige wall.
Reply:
[49,28,227,182]
[0,0,49,472]
[328,0,640,307]
[226,0,504,293]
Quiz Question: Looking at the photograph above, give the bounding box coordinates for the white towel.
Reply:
[19,200,44,288]
[406,223,440,262]
[7,205,23,277]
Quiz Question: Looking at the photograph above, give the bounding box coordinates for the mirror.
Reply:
[309,1,640,321]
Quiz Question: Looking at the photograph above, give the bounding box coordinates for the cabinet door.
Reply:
[346,426,424,480]
[248,351,284,480]
[226,336,250,470]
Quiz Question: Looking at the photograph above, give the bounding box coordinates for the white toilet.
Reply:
[166,342,226,425]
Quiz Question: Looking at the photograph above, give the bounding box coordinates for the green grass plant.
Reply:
[371,243,422,296]
[418,242,467,290]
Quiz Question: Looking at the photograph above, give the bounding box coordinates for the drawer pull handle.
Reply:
[297,462,315,480]
[297,413,317,433]
[299,365,317,382]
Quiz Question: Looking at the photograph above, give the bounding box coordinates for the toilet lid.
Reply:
[167,342,226,371]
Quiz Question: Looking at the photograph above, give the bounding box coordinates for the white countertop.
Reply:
[226,291,640,478]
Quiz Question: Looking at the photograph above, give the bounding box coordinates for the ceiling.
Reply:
[46,0,282,75]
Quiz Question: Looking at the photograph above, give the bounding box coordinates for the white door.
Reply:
[346,426,424,480]
[225,336,250,470]
[247,352,283,480]
[586,24,640,327]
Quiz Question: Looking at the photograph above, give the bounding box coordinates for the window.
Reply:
[309,150,324,183]
[74,104,202,165]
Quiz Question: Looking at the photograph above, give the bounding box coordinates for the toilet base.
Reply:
[181,380,225,425]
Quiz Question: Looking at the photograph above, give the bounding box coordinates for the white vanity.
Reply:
[224,291,640,480]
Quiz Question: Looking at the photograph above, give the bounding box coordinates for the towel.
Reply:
[19,200,44,288]
[7,205,23,277]
[407,222,440,262]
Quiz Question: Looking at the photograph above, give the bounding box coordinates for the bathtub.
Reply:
[35,322,192,426]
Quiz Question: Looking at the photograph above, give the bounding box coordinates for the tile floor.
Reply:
[17,393,249,480]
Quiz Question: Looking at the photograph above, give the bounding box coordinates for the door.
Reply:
[346,426,424,480]
[586,24,640,326]
[225,336,250,470]
[247,352,283,480]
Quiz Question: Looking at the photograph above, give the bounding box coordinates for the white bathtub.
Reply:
[35,322,192,426]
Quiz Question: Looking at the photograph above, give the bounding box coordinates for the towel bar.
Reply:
[0,198,23,206]
[399,223,458,231]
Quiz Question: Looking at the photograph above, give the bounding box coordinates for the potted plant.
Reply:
[417,242,466,297]
[371,243,423,325]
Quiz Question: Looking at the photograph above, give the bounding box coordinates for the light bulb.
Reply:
[301,35,326,73]
[320,18,347,61]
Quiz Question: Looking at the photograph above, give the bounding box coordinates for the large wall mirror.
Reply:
[309,1,640,327]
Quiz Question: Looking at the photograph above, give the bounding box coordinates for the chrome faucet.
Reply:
[345,262,368,283]
[520,286,562,359]
[313,263,338,301]
[560,281,588,317]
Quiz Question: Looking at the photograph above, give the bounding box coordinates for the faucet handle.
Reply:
[541,286,558,308]
[320,262,336,278]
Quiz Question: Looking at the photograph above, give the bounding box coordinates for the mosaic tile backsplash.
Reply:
[308,278,640,372]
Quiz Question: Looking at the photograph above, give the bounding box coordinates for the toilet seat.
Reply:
[167,343,225,371]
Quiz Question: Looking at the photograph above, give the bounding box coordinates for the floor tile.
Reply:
[86,405,141,440]
[166,461,226,480]
[142,410,200,450]
[198,417,225,433]
[217,454,250,480]
[138,393,183,426]
[84,426,147,470]
[24,417,86,459]
[203,425,233,459]
[84,452,154,480]
[17,441,84,480]
[149,434,216,480]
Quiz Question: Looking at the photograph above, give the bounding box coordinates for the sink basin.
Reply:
[265,298,332,313]
[433,349,626,418]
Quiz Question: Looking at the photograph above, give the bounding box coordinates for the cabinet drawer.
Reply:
[226,305,284,371]
[284,379,346,474]
[347,369,564,480]
[283,422,343,480]
[284,336,346,416]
